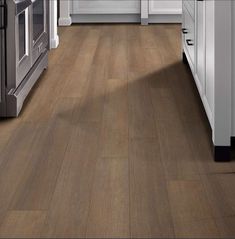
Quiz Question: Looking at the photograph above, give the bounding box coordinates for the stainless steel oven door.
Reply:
[15,4,32,88]
[31,0,48,65]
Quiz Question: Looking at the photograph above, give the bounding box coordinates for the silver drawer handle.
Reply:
[186,39,194,46]
[182,28,188,34]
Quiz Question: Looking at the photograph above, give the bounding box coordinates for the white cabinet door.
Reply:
[196,0,213,125]
[195,0,205,95]
[72,0,140,14]
[149,0,182,15]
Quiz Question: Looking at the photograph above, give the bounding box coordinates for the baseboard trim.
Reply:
[58,17,72,26]
[141,18,149,25]
[71,14,140,23]
[50,35,59,49]
[71,14,182,24]
[149,14,182,23]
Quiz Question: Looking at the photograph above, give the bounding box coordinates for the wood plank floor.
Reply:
[0,24,235,238]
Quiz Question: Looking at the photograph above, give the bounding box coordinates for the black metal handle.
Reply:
[182,28,188,34]
[0,4,7,30]
[186,39,193,46]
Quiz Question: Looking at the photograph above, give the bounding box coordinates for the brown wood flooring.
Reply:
[0,24,235,238]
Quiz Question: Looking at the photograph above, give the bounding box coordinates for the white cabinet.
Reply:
[183,0,213,124]
[182,4,195,67]
[71,0,182,15]
[194,0,213,124]
[72,0,140,14]
[195,0,205,95]
[182,0,233,161]
[149,0,182,15]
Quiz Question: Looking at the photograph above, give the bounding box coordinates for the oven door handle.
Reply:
[0,3,7,30]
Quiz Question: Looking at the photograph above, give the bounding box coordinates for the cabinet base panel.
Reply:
[214,146,231,162]
[182,52,188,65]
[231,137,235,149]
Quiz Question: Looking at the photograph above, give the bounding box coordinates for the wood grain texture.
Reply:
[101,79,128,158]
[10,98,77,211]
[128,72,156,138]
[174,218,220,238]
[201,174,235,218]
[0,211,46,238]
[167,180,213,221]
[167,180,220,238]
[0,123,39,224]
[0,24,234,238]
[216,216,235,238]
[129,138,174,238]
[86,157,130,238]
[107,25,128,80]
[42,122,101,238]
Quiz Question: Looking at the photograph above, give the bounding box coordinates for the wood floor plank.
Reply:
[107,25,128,80]
[48,26,90,69]
[0,119,20,157]
[174,218,220,238]
[216,216,235,238]
[201,174,235,218]
[86,157,130,238]
[101,79,128,158]
[152,25,179,65]
[128,72,156,139]
[61,28,101,98]
[147,39,201,180]
[0,211,46,238]
[0,123,39,223]
[73,28,112,123]
[151,87,200,180]
[164,24,182,58]
[167,64,205,124]
[41,122,101,238]
[9,98,77,211]
[168,180,222,238]
[20,66,68,123]
[128,26,147,73]
[167,180,214,222]
[139,25,159,49]
[129,138,175,238]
